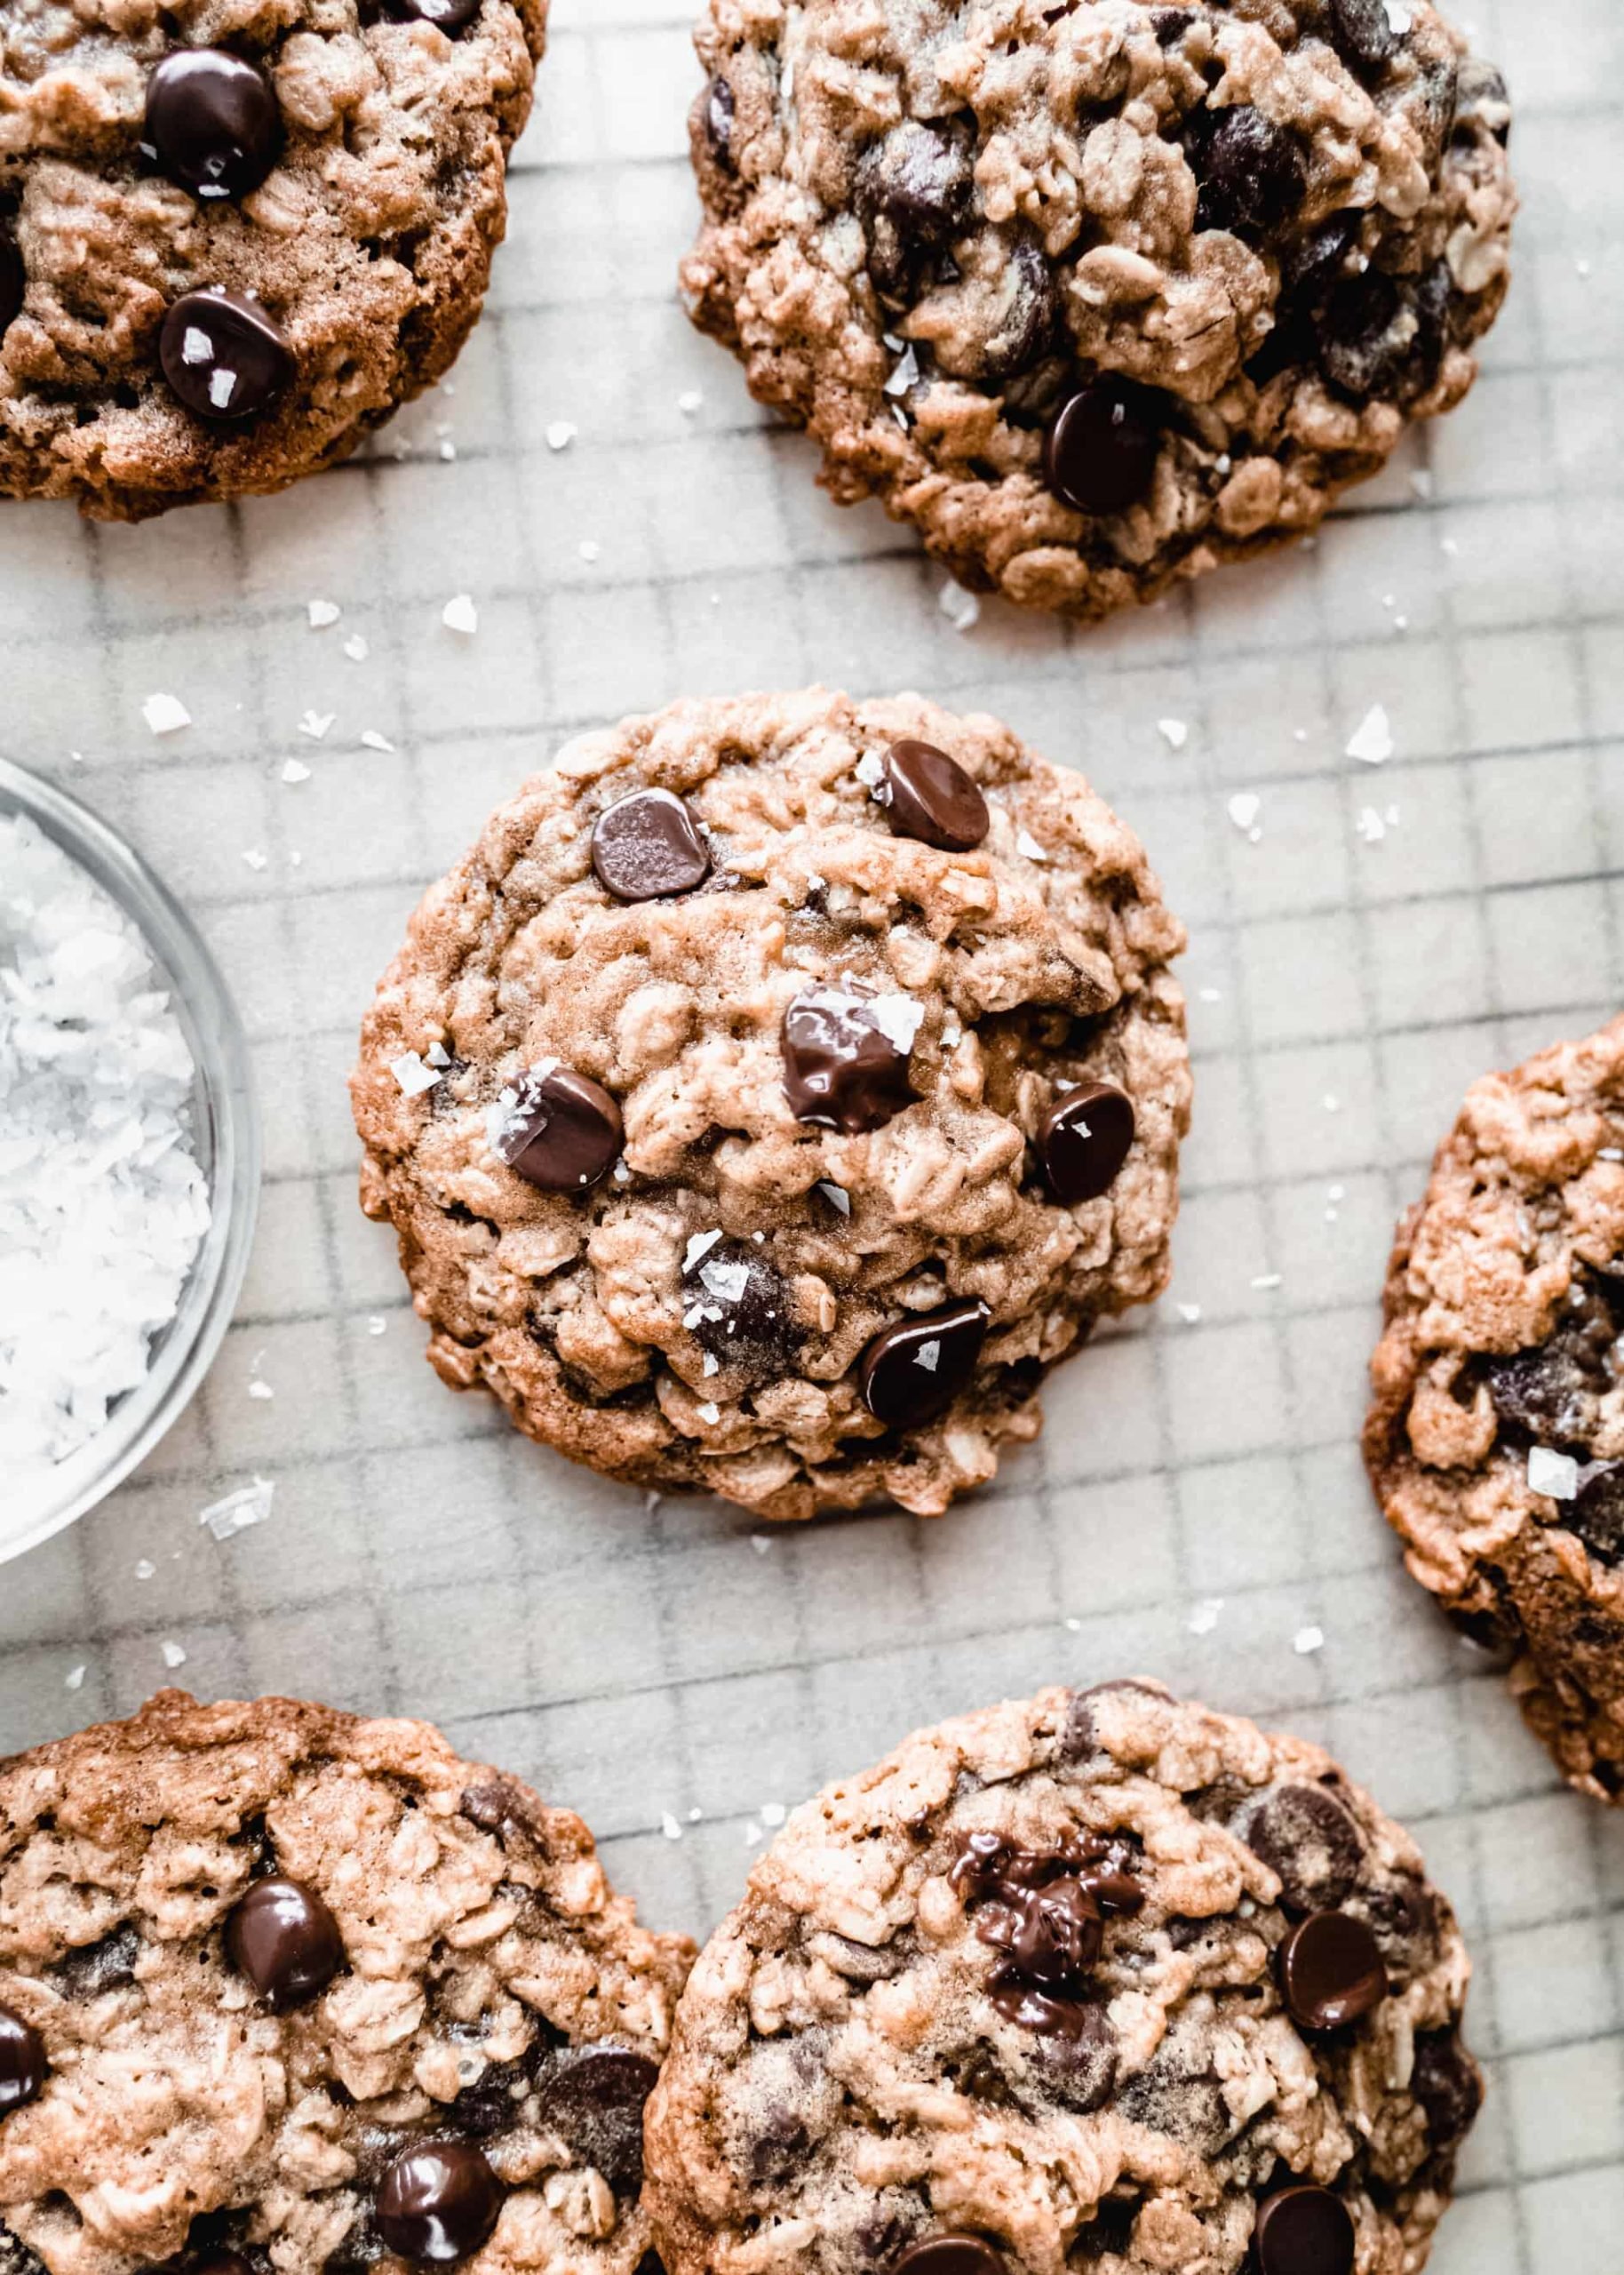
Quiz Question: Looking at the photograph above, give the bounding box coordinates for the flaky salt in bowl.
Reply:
[0,760,259,1564]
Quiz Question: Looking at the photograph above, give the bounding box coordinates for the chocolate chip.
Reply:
[781,983,918,1133]
[806,1932,904,1984]
[1277,1911,1388,2032]
[880,740,989,853]
[1042,379,1160,516]
[1251,2186,1355,2275]
[1453,58,1511,146]
[1029,2000,1118,2111]
[856,122,974,252]
[492,1064,623,1193]
[225,1876,344,2012]
[1478,1279,1622,1449]
[1352,1871,1438,1974]
[376,2142,503,2263]
[1194,107,1308,243]
[1059,1680,1170,1760]
[1245,1785,1364,1912]
[1150,6,1195,42]
[1326,0,1397,69]
[381,0,481,32]
[0,2006,46,2117]
[972,235,1057,385]
[535,2047,659,2197]
[979,1876,1103,1984]
[681,1235,800,1374]
[1410,2029,1483,2152]
[704,75,736,166]
[1039,1081,1135,1205]
[1568,1464,1624,1563]
[1315,267,1417,401]
[860,1299,989,1428]
[0,234,22,337]
[889,2239,1005,2275]
[159,289,293,425]
[458,1781,523,1834]
[1117,2029,1227,2151]
[52,1924,140,2000]
[1282,210,1363,303]
[591,787,711,902]
[144,51,281,200]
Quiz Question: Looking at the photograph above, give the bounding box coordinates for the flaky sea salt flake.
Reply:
[442,594,479,636]
[1346,705,1393,765]
[938,581,980,633]
[360,730,395,754]
[141,692,191,736]
[1157,718,1189,751]
[1529,1445,1580,1501]
[391,1051,442,1098]
[306,599,341,629]
[1294,1624,1325,1656]
[161,1640,187,1670]
[1188,1599,1224,1636]
[198,1475,275,1541]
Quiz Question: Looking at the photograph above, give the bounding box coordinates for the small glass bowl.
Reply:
[0,758,260,1566]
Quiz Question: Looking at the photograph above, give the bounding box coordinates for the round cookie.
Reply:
[681,0,1516,622]
[350,687,1191,1521]
[643,1682,1480,2275]
[0,1690,693,2275]
[0,0,545,518]
[1365,1016,1624,1801]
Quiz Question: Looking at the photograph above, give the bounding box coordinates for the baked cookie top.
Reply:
[350,687,1191,1522]
[0,1691,693,2275]
[0,0,545,518]
[1366,1015,1624,1800]
[643,1682,1479,2275]
[681,0,1516,620]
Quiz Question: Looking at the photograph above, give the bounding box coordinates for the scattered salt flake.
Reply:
[1324,1093,1341,1113]
[1409,469,1434,502]
[297,711,333,741]
[1327,1185,1346,1202]
[688,1808,702,1823]
[884,344,920,399]
[1157,718,1189,751]
[1015,827,1047,862]
[242,849,267,872]
[1176,1303,1202,1324]
[442,593,479,636]
[546,420,578,451]
[248,1379,275,1401]
[816,1180,852,1217]
[360,730,395,754]
[938,580,980,633]
[426,1042,451,1068]
[702,1353,720,1377]
[161,1640,187,1670]
[306,598,341,629]
[684,1228,724,1273]
[438,440,457,463]
[367,1315,387,1337]
[141,692,191,736]
[391,1050,442,1098]
[1383,0,1413,29]
[1439,535,1460,558]
[1227,791,1262,835]
[579,540,601,563]
[1346,705,1394,765]
[1188,1599,1224,1636]
[282,758,312,785]
[1198,987,1222,1003]
[853,750,886,790]
[1528,1445,1580,1501]
[697,1401,720,1425]
[134,1559,155,1581]
[343,635,369,663]
[65,1665,86,1692]
[1294,1625,1325,1656]
[1063,1616,1081,1632]
[199,1475,275,1541]
[750,1535,773,1554]
[913,1338,942,1375]
[760,1803,786,1828]
[1599,1148,1624,1164]
[1251,1273,1283,1290]
[1576,257,1593,280]
[678,389,704,415]
[660,1813,683,1842]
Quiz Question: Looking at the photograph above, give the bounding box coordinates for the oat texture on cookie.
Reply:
[1366,1016,1624,1802]
[350,688,1191,1521]
[0,0,546,516]
[642,1683,1480,2275]
[681,0,1516,621]
[0,1691,693,2275]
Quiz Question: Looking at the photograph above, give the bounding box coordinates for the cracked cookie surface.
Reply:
[0,1691,692,2275]
[643,1683,1478,2275]
[1365,1016,1624,1800]
[0,0,545,517]
[681,0,1516,621]
[350,687,1190,1522]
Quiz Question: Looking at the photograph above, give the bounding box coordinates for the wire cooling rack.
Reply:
[3,1,1623,2265]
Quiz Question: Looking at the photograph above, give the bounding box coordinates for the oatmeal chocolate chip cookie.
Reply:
[0,1690,692,2275]
[1365,1016,1624,1801]
[350,687,1191,1522]
[0,0,545,518]
[682,0,1515,622]
[643,1682,1479,2275]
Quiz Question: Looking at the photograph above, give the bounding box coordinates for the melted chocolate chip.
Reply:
[704,75,735,166]
[376,2142,503,2263]
[1277,1911,1388,2032]
[0,2005,46,2116]
[1042,379,1161,516]
[1410,2028,1483,2152]
[1194,107,1309,243]
[592,787,711,902]
[859,1299,989,1428]
[0,234,22,337]
[981,1874,1104,1984]
[955,1832,1141,2049]
[856,120,974,300]
[535,2047,659,2197]
[1326,0,1397,69]
[1251,2186,1355,2275]
[381,0,481,32]
[1245,1785,1364,1912]
[880,740,989,853]
[781,983,918,1133]
[1039,1082,1135,1205]
[492,1065,623,1193]
[159,289,293,425]
[681,1235,800,1375]
[144,51,281,200]
[225,1876,344,2012]
[889,2240,1004,2275]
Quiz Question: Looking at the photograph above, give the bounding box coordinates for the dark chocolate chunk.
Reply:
[592,787,711,902]
[1568,1463,1624,1563]
[492,1065,623,1193]
[159,289,293,425]
[381,0,481,33]
[1042,379,1161,516]
[889,2240,1004,2275]
[880,740,989,853]
[1477,1279,1623,1450]
[1277,1911,1388,2032]
[856,120,974,299]
[781,983,918,1133]
[1059,1680,1170,1760]
[1151,7,1195,43]
[376,2142,503,2263]
[681,1234,800,1375]
[1251,2185,1355,2275]
[144,50,282,201]
[705,75,736,166]
[1029,2000,1118,2111]
[225,1876,344,2012]
[1194,107,1309,243]
[1245,1785,1364,1912]
[971,235,1057,385]
[0,2006,46,2117]
[1351,1871,1438,1974]
[859,1299,989,1428]
[52,1924,140,2000]
[458,1781,525,1835]
[1281,210,1363,303]
[1039,1081,1135,1205]
[534,2047,659,2197]
[0,233,23,338]
[1410,2028,1484,2152]
[1453,58,1511,146]
[1117,2029,1227,2152]
[1326,0,1397,70]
